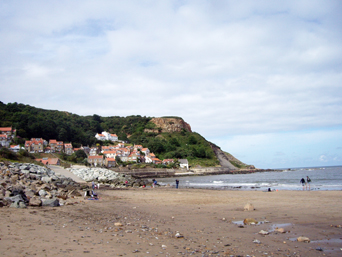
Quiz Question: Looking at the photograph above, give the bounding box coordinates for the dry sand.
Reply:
[1,187,342,256]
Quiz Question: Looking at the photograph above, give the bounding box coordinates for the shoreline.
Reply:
[114,167,280,179]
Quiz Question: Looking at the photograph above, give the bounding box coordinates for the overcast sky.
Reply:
[1,0,342,168]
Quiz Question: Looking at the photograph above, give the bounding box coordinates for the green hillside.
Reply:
[0,101,219,167]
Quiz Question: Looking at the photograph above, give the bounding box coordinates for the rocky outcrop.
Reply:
[145,117,192,133]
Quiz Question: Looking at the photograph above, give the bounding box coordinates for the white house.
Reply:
[95,133,106,141]
[103,150,117,158]
[179,159,189,170]
[141,148,150,156]
[95,131,118,142]
[144,154,153,163]
[10,144,23,152]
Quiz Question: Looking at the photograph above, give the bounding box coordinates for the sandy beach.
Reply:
[1,187,341,256]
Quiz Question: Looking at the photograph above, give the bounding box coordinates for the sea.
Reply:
[157,166,342,191]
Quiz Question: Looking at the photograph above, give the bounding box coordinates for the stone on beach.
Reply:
[41,198,60,207]
[275,227,286,233]
[243,218,257,225]
[29,196,42,206]
[244,203,255,211]
[297,236,310,243]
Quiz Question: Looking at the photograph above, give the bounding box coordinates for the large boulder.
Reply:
[41,198,60,207]
[29,196,42,207]
[10,201,27,208]
[39,189,48,197]
[41,176,52,183]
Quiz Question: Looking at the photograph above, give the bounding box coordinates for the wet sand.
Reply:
[1,187,341,256]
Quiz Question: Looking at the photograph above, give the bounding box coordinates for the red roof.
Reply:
[0,127,12,132]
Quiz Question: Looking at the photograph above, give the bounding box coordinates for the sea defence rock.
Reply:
[67,167,149,187]
[0,161,84,208]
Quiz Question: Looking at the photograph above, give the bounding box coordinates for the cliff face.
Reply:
[145,117,192,133]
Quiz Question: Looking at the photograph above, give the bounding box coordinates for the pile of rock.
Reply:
[68,167,149,187]
[0,162,84,208]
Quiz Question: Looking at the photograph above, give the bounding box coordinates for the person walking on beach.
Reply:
[306,176,311,190]
[300,178,306,190]
[175,179,179,189]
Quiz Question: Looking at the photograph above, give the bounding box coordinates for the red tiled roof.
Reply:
[0,127,12,132]
[103,151,117,154]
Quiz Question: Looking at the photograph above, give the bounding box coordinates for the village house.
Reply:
[0,127,15,137]
[49,139,64,152]
[64,143,73,155]
[152,157,162,165]
[105,158,116,167]
[89,147,100,156]
[9,145,24,153]
[56,141,64,152]
[87,155,104,166]
[162,159,175,165]
[117,147,130,162]
[141,148,150,156]
[127,152,139,162]
[95,131,118,142]
[179,159,189,170]
[0,134,10,147]
[144,154,153,163]
[134,144,143,151]
[25,138,44,153]
[117,142,125,148]
[49,139,57,152]
[101,145,116,152]
[102,150,117,158]
[95,133,106,141]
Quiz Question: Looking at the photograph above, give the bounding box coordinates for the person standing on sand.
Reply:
[300,178,306,190]
[306,176,311,190]
[152,179,157,188]
[175,179,179,189]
